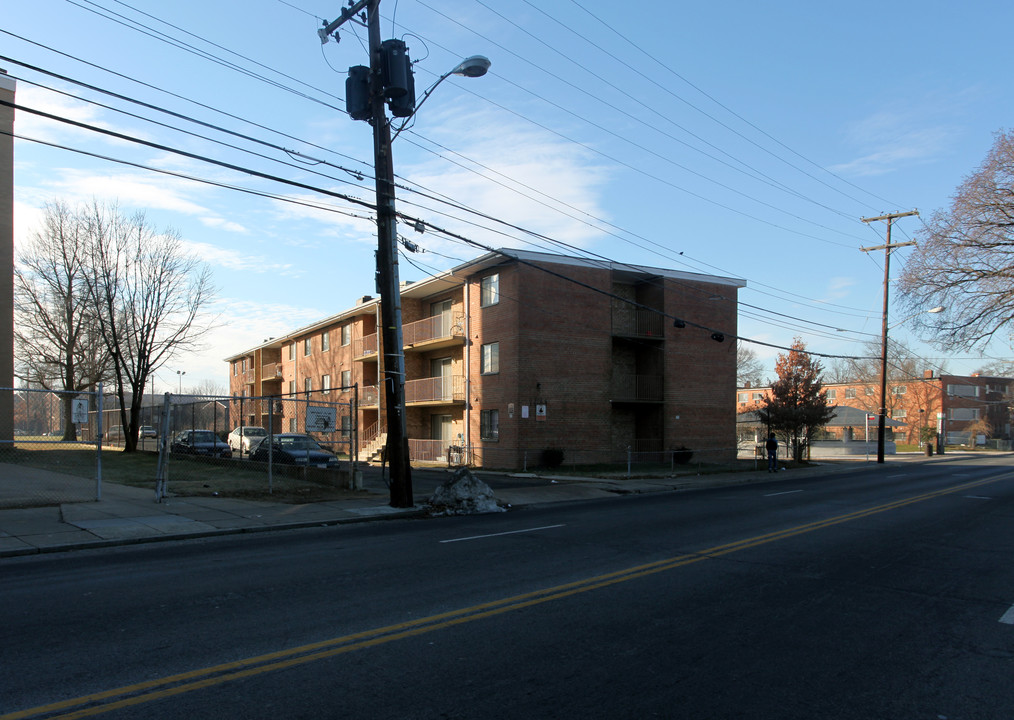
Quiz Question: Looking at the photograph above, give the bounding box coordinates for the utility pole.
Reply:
[320,0,412,507]
[861,210,918,464]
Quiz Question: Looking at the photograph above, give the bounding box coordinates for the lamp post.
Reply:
[319,0,488,508]
[176,370,185,395]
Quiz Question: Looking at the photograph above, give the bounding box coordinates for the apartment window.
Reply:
[289,343,295,361]
[321,331,330,352]
[304,377,312,394]
[288,380,296,395]
[233,361,238,376]
[288,418,297,432]
[826,389,837,402]
[241,358,247,372]
[322,374,331,395]
[341,324,351,346]
[481,342,500,374]
[737,393,747,403]
[752,393,763,401]
[341,370,351,389]
[891,385,907,396]
[947,384,979,398]
[845,388,857,399]
[950,408,979,421]
[304,338,312,356]
[891,408,907,419]
[865,387,876,396]
[480,409,499,441]
[480,274,499,307]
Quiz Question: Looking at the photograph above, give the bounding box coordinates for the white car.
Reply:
[228,426,267,455]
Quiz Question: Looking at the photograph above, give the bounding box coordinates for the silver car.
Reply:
[228,426,267,455]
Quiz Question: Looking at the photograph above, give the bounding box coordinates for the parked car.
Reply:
[170,429,232,458]
[228,426,267,455]
[106,425,125,442]
[248,433,339,468]
[139,425,157,439]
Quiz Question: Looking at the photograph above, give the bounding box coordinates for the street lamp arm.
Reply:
[391,55,490,142]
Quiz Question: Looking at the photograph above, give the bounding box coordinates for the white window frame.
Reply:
[480,409,499,441]
[322,374,331,395]
[321,331,330,352]
[480,274,499,307]
[481,342,500,375]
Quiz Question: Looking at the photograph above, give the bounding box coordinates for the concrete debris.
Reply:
[427,467,505,515]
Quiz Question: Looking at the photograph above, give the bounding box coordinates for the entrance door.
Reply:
[430,357,453,401]
[431,299,453,336]
[431,414,453,442]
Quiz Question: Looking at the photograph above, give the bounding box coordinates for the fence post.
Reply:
[627,446,632,478]
[96,383,104,501]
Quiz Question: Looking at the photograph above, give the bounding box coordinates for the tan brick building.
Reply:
[227,249,745,469]
[737,371,1013,447]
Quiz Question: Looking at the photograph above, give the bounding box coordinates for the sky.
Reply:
[5,0,1014,394]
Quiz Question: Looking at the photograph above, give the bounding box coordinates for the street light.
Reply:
[321,0,489,508]
[390,55,490,141]
[176,370,185,395]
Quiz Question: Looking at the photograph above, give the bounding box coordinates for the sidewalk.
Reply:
[0,456,938,558]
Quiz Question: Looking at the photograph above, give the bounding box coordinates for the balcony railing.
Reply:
[408,439,447,462]
[402,313,464,347]
[360,385,379,406]
[613,308,664,338]
[261,362,283,380]
[612,373,663,402]
[404,375,465,404]
[354,334,378,359]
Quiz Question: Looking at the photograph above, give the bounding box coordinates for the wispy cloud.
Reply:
[831,96,963,177]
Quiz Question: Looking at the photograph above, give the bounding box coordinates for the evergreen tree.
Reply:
[757,338,835,462]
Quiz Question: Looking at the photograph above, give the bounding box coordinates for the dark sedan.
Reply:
[170,430,232,458]
[248,433,339,468]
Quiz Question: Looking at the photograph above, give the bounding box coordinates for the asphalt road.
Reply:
[3,456,1014,719]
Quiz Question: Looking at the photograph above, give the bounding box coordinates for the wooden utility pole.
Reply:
[861,210,918,464]
[319,0,413,507]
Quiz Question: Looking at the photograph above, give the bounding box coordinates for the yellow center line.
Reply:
[6,472,1009,720]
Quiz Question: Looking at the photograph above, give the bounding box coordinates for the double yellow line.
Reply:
[6,472,1008,720]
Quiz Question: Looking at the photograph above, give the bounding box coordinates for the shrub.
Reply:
[671,446,693,464]
[540,447,565,468]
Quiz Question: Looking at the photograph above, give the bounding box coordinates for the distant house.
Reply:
[737,371,1013,447]
[226,249,746,469]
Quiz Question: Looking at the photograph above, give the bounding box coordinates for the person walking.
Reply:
[766,433,778,473]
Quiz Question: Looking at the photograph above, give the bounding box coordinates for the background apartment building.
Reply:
[737,371,1013,447]
[227,249,745,470]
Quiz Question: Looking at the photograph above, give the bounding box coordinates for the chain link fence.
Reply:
[1,386,104,508]
[154,391,359,501]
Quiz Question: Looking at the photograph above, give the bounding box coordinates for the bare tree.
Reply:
[736,343,764,387]
[13,201,113,439]
[899,129,1014,351]
[85,203,216,451]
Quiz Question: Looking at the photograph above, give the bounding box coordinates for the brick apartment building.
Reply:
[737,370,1013,446]
[226,249,745,469]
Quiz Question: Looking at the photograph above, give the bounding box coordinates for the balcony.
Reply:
[359,385,379,407]
[405,375,465,405]
[611,373,663,403]
[613,308,664,339]
[260,362,283,383]
[354,334,378,362]
[403,314,465,352]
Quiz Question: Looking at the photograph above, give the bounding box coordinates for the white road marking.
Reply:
[764,490,803,497]
[999,604,1014,625]
[440,524,566,543]
[888,474,909,479]
[964,495,993,500]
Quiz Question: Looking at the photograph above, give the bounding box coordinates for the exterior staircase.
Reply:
[362,432,387,465]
